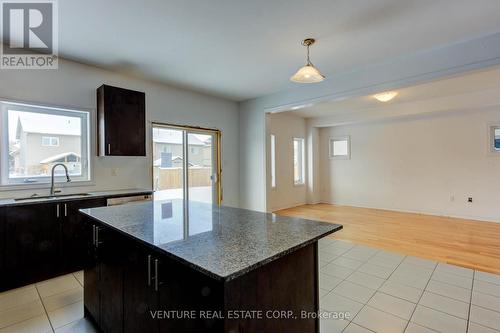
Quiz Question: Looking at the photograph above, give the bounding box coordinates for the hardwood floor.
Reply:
[276,204,500,275]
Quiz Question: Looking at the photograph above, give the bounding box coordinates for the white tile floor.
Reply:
[1,238,500,332]
[0,271,93,333]
[319,238,500,333]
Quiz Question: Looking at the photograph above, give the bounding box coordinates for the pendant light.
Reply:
[290,38,325,83]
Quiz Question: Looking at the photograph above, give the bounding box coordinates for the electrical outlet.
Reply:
[468,197,473,203]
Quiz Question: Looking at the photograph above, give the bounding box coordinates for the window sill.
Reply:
[293,182,305,187]
[0,180,95,192]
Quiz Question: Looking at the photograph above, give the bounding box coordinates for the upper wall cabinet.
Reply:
[97,84,146,156]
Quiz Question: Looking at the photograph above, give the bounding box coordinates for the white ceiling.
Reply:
[53,0,500,101]
[288,66,500,120]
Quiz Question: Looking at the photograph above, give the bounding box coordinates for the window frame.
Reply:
[41,136,60,147]
[270,134,276,189]
[293,137,305,186]
[488,124,500,155]
[329,135,351,160]
[0,99,93,189]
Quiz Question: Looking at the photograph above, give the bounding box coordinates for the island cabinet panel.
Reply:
[97,84,146,157]
[224,243,318,333]
[123,245,159,333]
[61,198,107,274]
[157,258,225,333]
[3,203,61,289]
[83,222,125,333]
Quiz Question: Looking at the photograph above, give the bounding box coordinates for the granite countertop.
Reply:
[80,199,342,281]
[0,189,153,207]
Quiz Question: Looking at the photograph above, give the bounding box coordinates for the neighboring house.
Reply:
[13,114,81,176]
[152,128,210,167]
[152,128,213,191]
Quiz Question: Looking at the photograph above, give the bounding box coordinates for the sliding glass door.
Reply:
[152,123,221,204]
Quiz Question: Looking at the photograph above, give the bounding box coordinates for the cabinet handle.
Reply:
[147,255,152,287]
[92,225,96,246]
[154,259,159,292]
[107,143,111,155]
[56,204,60,218]
[64,203,67,217]
[95,227,102,247]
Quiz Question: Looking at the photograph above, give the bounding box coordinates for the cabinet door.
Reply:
[62,198,106,273]
[83,222,100,326]
[101,85,146,156]
[158,258,224,333]
[0,208,4,290]
[4,203,60,289]
[99,227,125,333]
[123,244,159,333]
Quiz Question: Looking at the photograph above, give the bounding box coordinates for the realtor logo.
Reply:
[1,0,58,69]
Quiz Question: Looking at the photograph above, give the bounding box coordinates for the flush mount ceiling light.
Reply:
[290,38,325,83]
[373,91,398,102]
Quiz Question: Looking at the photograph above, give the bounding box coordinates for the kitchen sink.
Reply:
[14,193,92,201]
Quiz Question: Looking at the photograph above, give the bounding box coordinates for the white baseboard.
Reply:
[269,202,307,212]
[319,200,500,223]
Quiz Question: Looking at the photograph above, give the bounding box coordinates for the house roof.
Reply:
[152,128,207,146]
[40,152,81,164]
[16,112,81,137]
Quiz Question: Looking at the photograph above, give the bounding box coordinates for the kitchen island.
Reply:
[79,199,342,333]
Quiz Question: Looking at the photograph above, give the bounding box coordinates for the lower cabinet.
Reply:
[0,208,4,288]
[84,222,124,333]
[84,222,224,333]
[1,198,106,291]
[4,203,61,289]
[123,245,159,333]
[61,198,107,273]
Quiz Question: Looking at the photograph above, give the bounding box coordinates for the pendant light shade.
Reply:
[290,38,325,83]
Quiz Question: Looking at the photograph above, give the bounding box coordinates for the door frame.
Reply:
[150,122,222,205]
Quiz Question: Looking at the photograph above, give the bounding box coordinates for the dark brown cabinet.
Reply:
[0,208,5,288]
[97,84,146,157]
[123,246,159,333]
[4,203,61,289]
[0,198,106,291]
[84,223,124,333]
[83,223,224,333]
[61,198,106,273]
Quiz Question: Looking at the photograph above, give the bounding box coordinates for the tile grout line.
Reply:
[465,270,475,333]
[34,284,56,333]
[340,248,408,333]
[321,241,486,332]
[319,242,380,332]
[401,260,438,333]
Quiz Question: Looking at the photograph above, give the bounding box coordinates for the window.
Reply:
[329,136,350,159]
[41,136,59,147]
[270,134,276,188]
[490,125,500,153]
[293,137,305,185]
[0,100,90,185]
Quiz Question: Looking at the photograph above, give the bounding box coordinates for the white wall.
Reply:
[0,58,240,207]
[319,108,500,222]
[266,112,307,211]
[238,33,500,212]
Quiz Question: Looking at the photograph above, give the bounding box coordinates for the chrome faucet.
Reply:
[50,163,71,196]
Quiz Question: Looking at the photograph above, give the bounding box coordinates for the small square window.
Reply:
[489,125,500,154]
[329,136,350,159]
